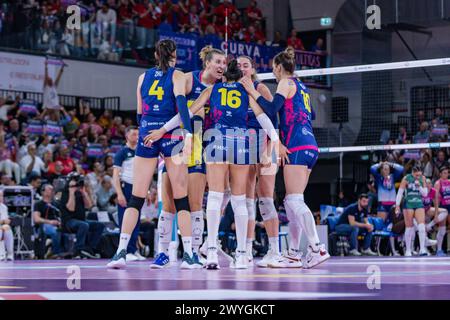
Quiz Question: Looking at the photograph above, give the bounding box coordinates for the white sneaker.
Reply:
[361,248,377,256]
[304,244,330,269]
[200,239,234,263]
[206,248,220,270]
[134,251,146,261]
[392,250,401,257]
[349,249,362,256]
[268,253,302,268]
[425,238,437,247]
[256,251,276,268]
[426,222,434,232]
[404,250,412,257]
[6,254,14,261]
[126,253,139,262]
[231,252,248,269]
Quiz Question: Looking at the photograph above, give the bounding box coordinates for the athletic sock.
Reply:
[286,194,320,251]
[117,233,131,254]
[246,239,253,256]
[404,227,414,253]
[285,199,302,254]
[157,211,175,255]
[4,229,13,254]
[182,236,193,257]
[269,236,280,255]
[417,223,426,253]
[191,210,204,254]
[437,226,447,251]
[231,194,249,253]
[207,191,224,249]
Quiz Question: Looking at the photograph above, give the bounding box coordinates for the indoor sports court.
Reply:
[1,0,450,306]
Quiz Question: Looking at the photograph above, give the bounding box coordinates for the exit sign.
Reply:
[320,17,332,26]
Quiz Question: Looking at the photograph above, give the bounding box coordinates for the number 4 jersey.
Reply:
[140,67,177,121]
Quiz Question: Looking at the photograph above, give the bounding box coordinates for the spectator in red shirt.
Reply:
[244,25,265,45]
[56,146,76,175]
[214,0,240,25]
[287,28,305,50]
[246,0,263,24]
[229,12,242,36]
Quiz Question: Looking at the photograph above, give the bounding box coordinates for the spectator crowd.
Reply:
[0,0,323,65]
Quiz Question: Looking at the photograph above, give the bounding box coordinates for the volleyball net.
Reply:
[257,57,450,156]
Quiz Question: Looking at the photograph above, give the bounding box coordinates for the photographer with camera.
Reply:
[33,184,62,258]
[60,172,105,259]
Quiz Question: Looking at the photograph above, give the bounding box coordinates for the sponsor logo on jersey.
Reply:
[155,71,163,77]
[226,111,232,117]
[141,120,148,128]
[195,86,202,94]
[153,105,160,111]
[302,127,314,137]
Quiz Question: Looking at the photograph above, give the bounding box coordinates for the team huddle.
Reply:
[106,39,330,270]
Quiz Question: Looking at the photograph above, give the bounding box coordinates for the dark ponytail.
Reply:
[223,59,243,82]
[155,39,177,72]
[273,46,295,74]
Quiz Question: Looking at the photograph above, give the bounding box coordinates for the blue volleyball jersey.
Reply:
[279,78,317,151]
[209,82,249,130]
[247,81,261,129]
[247,81,278,129]
[140,67,177,122]
[186,70,208,106]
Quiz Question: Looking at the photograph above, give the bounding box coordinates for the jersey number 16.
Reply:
[218,88,242,109]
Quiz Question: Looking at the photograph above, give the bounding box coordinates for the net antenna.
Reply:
[225,8,228,58]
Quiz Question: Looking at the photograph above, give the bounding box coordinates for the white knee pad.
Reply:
[258,197,278,221]
[246,198,256,221]
[191,210,204,246]
[284,195,300,223]
[158,211,175,244]
[231,194,248,218]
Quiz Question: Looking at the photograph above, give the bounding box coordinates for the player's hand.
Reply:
[144,128,165,147]
[146,193,152,206]
[366,223,374,233]
[182,134,193,161]
[395,206,401,216]
[117,193,127,207]
[278,143,291,166]
[240,77,257,96]
[3,218,11,225]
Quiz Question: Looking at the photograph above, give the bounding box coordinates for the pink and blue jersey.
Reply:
[438,179,450,207]
[279,78,318,168]
[422,187,436,211]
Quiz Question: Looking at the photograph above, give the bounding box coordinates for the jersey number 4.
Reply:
[148,80,164,101]
[218,88,242,109]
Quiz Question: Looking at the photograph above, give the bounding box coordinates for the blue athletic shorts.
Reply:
[162,163,206,175]
[377,203,394,213]
[136,119,183,159]
[285,146,319,169]
[203,127,250,165]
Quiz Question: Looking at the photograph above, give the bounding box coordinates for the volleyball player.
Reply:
[433,166,450,256]
[237,55,282,267]
[241,47,330,269]
[395,166,428,256]
[421,178,443,255]
[160,60,282,269]
[107,39,196,269]
[149,46,227,268]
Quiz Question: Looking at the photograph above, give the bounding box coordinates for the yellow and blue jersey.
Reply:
[140,67,177,122]
[209,82,249,130]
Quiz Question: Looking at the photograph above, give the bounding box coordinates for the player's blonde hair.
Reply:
[273,46,296,74]
[199,45,225,69]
